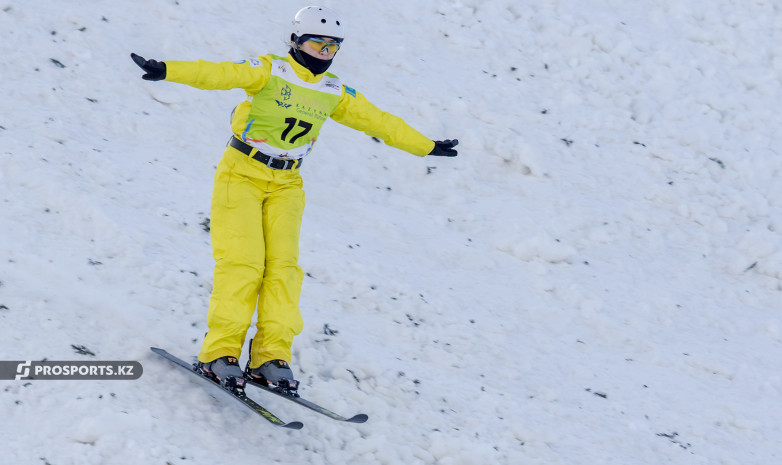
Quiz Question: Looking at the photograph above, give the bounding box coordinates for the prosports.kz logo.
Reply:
[15,361,31,380]
[0,360,142,380]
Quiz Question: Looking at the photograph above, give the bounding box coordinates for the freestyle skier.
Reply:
[132,6,458,390]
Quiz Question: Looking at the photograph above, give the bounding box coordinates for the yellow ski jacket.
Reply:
[164,53,435,157]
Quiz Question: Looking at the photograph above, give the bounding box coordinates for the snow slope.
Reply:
[1,1,781,463]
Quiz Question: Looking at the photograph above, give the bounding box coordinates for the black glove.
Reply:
[131,53,167,81]
[429,139,459,157]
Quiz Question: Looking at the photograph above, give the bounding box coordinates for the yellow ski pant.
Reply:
[198,145,305,368]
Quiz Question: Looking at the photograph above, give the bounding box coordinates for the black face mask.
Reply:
[289,47,333,75]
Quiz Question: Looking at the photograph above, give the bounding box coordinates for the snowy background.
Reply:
[1,0,781,463]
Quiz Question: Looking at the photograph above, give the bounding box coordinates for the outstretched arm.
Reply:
[130,53,270,94]
[330,86,457,157]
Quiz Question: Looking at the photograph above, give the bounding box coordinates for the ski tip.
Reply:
[284,421,305,430]
[150,347,164,354]
[347,414,369,423]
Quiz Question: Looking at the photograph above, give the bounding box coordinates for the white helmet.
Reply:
[291,6,344,42]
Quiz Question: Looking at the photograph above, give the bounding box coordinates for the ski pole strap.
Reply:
[228,136,302,170]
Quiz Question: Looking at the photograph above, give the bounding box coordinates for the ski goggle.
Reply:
[305,37,342,54]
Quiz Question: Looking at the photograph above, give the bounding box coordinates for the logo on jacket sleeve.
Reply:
[234,58,263,67]
[344,85,356,97]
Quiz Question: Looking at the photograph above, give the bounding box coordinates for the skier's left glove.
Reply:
[130,53,166,81]
[429,139,459,157]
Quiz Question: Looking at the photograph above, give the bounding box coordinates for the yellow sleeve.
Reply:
[330,86,435,157]
[164,56,272,94]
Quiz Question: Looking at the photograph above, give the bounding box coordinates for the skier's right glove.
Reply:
[130,53,167,81]
[429,139,459,157]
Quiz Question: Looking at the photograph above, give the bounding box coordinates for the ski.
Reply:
[244,377,369,423]
[150,347,303,430]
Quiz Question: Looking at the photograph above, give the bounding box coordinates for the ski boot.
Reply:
[197,356,246,393]
[245,360,300,394]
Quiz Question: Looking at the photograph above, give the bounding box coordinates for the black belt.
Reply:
[228,136,302,170]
